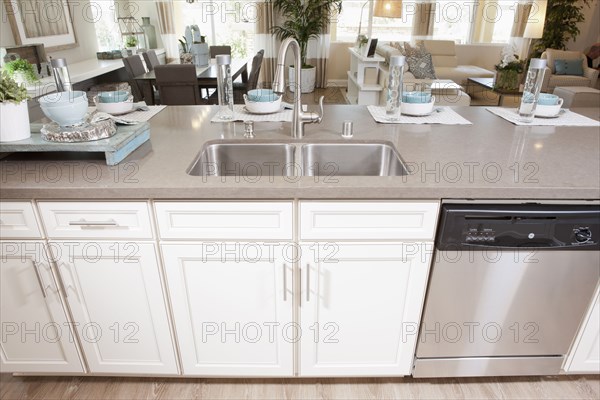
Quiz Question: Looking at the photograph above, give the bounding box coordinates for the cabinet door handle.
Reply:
[283,263,287,302]
[58,262,77,299]
[32,261,47,298]
[68,219,118,226]
[306,264,310,302]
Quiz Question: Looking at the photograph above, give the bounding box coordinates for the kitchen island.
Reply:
[0,105,598,378]
[1,105,599,200]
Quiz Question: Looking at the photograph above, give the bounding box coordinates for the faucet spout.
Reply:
[272,38,324,139]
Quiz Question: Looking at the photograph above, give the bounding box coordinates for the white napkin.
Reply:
[90,111,139,125]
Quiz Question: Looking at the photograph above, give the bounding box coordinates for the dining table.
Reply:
[133,58,249,105]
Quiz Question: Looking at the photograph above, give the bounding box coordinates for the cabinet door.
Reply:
[299,242,432,376]
[162,243,293,376]
[565,287,600,373]
[0,241,83,373]
[52,242,178,375]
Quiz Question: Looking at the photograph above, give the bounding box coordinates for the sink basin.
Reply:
[187,142,295,176]
[301,142,408,176]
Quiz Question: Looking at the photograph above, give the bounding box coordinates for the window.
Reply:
[333,0,519,45]
[431,1,474,44]
[94,0,122,51]
[173,0,257,59]
[334,0,413,43]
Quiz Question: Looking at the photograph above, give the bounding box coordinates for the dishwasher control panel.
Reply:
[438,204,600,250]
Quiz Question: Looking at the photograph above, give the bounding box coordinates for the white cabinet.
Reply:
[161,243,293,376]
[154,202,293,240]
[346,47,384,105]
[298,201,439,376]
[299,242,433,376]
[565,286,600,374]
[51,242,178,375]
[0,241,84,373]
[300,201,439,240]
[0,202,42,239]
[38,201,153,240]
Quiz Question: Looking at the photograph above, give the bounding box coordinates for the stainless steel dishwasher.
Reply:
[413,203,600,377]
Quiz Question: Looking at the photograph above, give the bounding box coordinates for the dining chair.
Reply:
[209,46,231,58]
[142,50,161,71]
[154,64,203,105]
[122,55,147,102]
[233,49,264,104]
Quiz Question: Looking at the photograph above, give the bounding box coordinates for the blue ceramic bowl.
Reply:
[537,93,560,106]
[39,91,87,107]
[98,90,130,103]
[40,100,88,127]
[247,89,280,102]
[402,91,431,104]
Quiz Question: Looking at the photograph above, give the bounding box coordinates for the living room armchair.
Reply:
[540,49,599,93]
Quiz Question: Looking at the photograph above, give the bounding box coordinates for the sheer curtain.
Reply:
[412,1,436,39]
[155,0,179,62]
[308,25,331,88]
[255,0,331,89]
[255,0,280,88]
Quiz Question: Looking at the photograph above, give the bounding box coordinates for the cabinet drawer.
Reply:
[0,202,42,239]
[38,202,153,239]
[155,202,293,240]
[300,201,439,240]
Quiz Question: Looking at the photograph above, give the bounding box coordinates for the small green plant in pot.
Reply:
[125,35,139,54]
[271,0,342,93]
[3,59,38,85]
[0,71,31,142]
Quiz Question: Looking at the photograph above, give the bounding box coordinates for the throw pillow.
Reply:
[554,59,584,76]
[406,53,436,79]
[390,41,405,55]
[403,41,427,57]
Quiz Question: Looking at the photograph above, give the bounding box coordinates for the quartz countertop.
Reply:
[1,105,599,200]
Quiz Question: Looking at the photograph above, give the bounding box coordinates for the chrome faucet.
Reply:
[273,38,324,139]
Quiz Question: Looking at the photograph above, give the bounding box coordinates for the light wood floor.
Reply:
[1,374,599,400]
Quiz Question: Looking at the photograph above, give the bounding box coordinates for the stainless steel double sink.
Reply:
[187,140,408,177]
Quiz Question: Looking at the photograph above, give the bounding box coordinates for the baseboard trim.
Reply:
[327,79,348,88]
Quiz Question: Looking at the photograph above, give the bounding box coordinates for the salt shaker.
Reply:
[216,54,234,121]
[386,55,405,120]
[518,58,547,123]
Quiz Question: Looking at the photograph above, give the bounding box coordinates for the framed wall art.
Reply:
[3,0,78,51]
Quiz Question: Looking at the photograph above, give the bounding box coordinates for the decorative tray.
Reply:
[41,116,117,142]
[0,121,151,166]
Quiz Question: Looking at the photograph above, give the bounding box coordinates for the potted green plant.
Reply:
[531,0,591,57]
[0,71,30,142]
[125,35,139,55]
[271,0,342,93]
[3,59,38,86]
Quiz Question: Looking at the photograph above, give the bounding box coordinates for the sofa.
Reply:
[377,40,495,85]
[540,49,599,93]
[376,40,495,106]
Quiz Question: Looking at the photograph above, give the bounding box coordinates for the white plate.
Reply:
[401,111,433,117]
[242,106,284,115]
[535,109,566,119]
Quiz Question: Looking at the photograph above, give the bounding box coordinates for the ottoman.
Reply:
[553,86,600,108]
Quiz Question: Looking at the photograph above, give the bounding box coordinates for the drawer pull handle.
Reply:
[68,219,118,227]
[32,261,47,298]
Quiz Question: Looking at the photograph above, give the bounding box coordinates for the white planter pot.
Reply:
[288,66,316,93]
[0,100,31,142]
